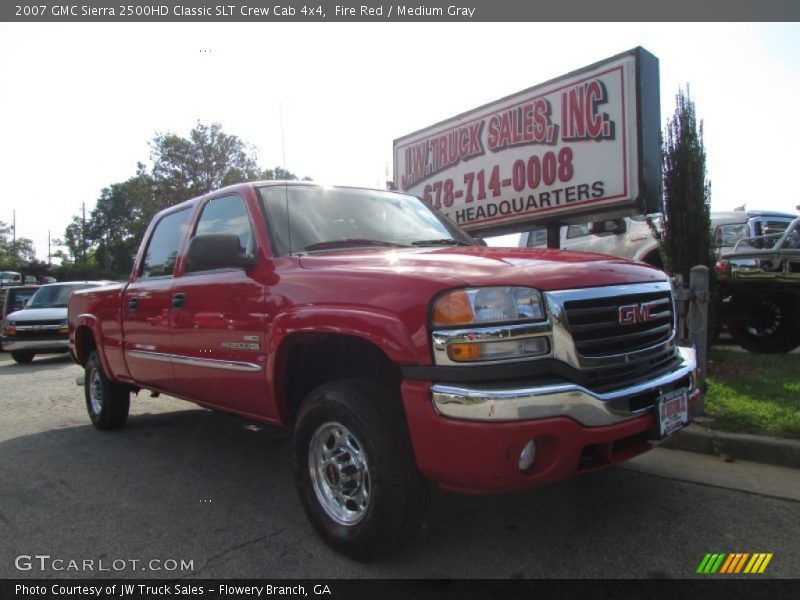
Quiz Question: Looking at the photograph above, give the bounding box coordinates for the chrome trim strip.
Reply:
[431,346,696,426]
[432,321,552,366]
[128,350,173,364]
[127,349,262,373]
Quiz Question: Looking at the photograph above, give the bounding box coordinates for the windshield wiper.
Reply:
[304,239,410,251]
[410,238,472,247]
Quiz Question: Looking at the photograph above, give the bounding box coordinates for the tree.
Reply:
[59,122,305,279]
[89,166,156,276]
[150,121,261,209]
[0,221,37,269]
[659,87,714,281]
[62,215,90,265]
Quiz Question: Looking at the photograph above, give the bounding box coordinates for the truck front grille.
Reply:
[545,282,678,393]
[564,290,674,357]
[17,320,63,327]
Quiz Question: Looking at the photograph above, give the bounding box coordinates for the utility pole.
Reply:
[48,230,52,267]
[81,202,87,262]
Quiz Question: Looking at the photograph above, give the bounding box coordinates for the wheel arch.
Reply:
[72,318,100,367]
[272,330,405,428]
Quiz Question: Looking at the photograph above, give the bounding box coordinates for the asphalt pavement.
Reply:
[1,352,798,579]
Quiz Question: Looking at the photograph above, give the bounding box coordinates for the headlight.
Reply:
[431,287,551,365]
[432,287,545,326]
[59,319,69,334]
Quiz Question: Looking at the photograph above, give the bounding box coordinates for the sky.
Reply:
[1,22,799,260]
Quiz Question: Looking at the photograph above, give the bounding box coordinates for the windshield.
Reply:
[7,288,37,312]
[258,185,474,256]
[27,284,99,309]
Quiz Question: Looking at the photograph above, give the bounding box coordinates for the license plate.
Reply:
[655,388,689,438]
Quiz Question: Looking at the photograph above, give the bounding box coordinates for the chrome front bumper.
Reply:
[431,345,697,427]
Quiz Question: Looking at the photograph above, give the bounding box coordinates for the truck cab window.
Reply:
[140,208,191,279]
[193,195,253,250]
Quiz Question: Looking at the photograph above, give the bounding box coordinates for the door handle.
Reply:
[128,297,139,312]
[172,293,186,310]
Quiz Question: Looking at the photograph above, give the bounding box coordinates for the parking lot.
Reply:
[1,352,799,579]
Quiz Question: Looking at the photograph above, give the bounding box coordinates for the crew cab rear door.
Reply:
[122,206,192,392]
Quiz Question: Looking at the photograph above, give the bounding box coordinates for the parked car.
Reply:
[0,271,23,287]
[2,281,112,363]
[0,284,40,352]
[516,215,663,267]
[713,212,799,353]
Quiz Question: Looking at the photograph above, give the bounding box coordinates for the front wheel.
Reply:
[11,351,35,364]
[292,380,428,560]
[85,351,130,430]
[728,295,800,354]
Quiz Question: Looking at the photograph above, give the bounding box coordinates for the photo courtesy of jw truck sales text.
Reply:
[394,47,662,236]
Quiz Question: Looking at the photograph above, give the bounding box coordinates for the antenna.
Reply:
[279,102,287,172]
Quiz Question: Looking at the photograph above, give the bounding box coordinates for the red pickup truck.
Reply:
[69,182,699,559]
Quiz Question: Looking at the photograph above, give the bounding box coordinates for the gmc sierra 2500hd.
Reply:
[68,182,699,559]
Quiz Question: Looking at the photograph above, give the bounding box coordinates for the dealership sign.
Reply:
[393,47,662,235]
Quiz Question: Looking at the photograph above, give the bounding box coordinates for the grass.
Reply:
[703,348,800,439]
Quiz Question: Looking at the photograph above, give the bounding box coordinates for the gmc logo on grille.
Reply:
[619,302,659,326]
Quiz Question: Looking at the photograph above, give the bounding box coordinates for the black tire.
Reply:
[11,351,35,364]
[728,296,800,354]
[84,351,130,430]
[292,379,429,561]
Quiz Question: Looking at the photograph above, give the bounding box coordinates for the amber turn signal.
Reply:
[432,290,474,326]
[447,343,481,361]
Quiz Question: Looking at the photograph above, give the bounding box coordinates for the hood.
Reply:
[298,246,666,291]
[5,307,67,322]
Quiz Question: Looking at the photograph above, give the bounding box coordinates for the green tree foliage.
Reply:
[0,221,37,269]
[58,122,304,279]
[62,215,90,264]
[150,121,261,209]
[89,166,156,276]
[659,87,714,280]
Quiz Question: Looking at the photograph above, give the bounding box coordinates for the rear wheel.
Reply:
[292,380,428,560]
[11,351,35,364]
[728,295,800,353]
[85,351,130,430]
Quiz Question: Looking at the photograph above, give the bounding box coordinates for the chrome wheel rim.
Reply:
[89,369,103,415]
[308,421,371,526]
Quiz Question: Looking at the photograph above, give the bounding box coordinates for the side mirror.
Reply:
[186,234,257,271]
[590,219,627,235]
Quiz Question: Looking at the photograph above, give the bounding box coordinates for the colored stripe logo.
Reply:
[697,553,773,574]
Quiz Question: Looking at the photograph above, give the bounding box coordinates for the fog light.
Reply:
[519,439,537,471]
